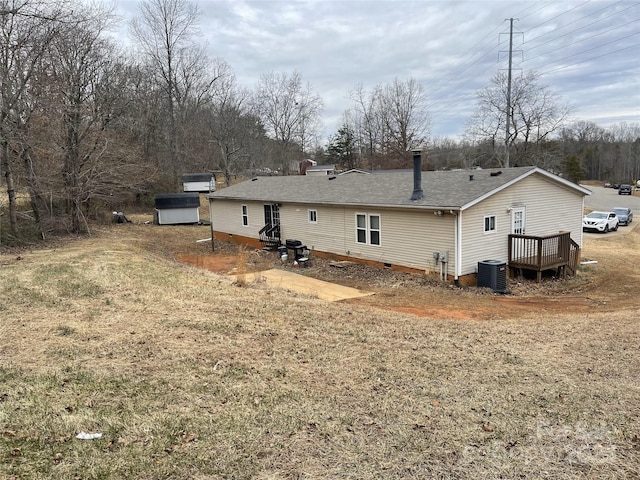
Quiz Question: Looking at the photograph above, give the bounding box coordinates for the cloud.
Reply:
[115,0,640,141]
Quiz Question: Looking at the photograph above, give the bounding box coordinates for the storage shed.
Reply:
[182,173,215,193]
[154,193,200,225]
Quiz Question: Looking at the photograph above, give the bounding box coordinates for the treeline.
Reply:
[1,1,638,245]
[410,120,639,183]
[0,0,325,241]
[325,71,639,182]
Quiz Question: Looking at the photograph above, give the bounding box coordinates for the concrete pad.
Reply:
[248,268,374,302]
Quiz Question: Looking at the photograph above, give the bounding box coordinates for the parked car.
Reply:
[618,184,633,195]
[612,207,633,226]
[582,211,619,233]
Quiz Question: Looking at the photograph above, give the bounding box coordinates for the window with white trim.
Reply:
[241,205,248,226]
[484,215,496,233]
[356,213,381,245]
[308,209,318,223]
[369,214,381,245]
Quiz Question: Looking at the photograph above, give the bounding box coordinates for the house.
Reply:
[299,159,317,175]
[305,164,335,176]
[207,157,591,285]
[339,168,413,175]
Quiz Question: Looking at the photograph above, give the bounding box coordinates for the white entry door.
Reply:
[511,207,526,234]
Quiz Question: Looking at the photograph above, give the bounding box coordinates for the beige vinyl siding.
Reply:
[210,200,266,237]
[279,204,346,253]
[282,204,455,273]
[460,174,585,275]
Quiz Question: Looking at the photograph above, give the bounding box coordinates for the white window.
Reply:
[370,214,381,245]
[241,205,248,226]
[484,215,496,233]
[356,214,367,243]
[308,209,318,223]
[356,213,381,246]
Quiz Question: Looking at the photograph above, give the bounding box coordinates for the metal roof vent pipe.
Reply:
[411,149,423,201]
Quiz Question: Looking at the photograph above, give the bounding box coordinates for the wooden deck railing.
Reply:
[508,231,578,282]
[567,238,581,276]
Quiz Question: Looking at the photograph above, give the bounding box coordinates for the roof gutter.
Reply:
[209,196,462,211]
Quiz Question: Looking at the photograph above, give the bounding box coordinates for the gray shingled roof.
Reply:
[208,166,588,210]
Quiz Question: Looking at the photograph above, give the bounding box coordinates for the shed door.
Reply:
[511,207,526,235]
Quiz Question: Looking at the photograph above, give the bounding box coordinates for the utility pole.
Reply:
[505,17,514,168]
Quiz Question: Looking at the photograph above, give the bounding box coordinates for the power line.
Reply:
[524,0,594,33]
[539,43,640,75]
[516,1,558,22]
[524,27,639,66]
[525,1,636,50]
[423,1,639,136]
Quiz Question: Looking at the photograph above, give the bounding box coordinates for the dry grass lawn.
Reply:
[1,216,639,479]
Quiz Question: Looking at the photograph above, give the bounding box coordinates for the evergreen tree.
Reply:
[564,155,584,183]
[326,125,357,170]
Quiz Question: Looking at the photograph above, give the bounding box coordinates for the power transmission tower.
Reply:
[499,18,522,168]
[505,18,514,168]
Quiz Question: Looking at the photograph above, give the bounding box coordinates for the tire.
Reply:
[614,224,618,231]
[603,225,609,233]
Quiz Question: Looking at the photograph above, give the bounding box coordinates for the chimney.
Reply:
[411,149,423,201]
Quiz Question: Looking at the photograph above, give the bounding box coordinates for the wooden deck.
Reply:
[508,232,580,282]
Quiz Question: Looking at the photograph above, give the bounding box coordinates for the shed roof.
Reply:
[208,166,591,210]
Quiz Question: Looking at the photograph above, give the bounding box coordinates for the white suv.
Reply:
[582,211,619,233]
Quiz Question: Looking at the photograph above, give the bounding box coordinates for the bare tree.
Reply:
[608,122,640,182]
[343,79,428,169]
[130,0,200,182]
[561,121,640,183]
[253,71,323,174]
[203,72,256,185]
[45,4,152,233]
[467,71,570,168]
[379,78,429,164]
[348,83,385,169]
[0,0,65,238]
[176,53,232,174]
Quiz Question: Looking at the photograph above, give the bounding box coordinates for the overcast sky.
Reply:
[113,0,640,142]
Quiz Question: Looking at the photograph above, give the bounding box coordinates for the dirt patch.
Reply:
[49,219,640,321]
[386,306,482,320]
[157,218,640,321]
[176,253,240,274]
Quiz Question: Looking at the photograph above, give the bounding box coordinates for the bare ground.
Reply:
[154,216,640,321]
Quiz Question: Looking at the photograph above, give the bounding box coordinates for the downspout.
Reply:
[209,197,215,252]
[579,195,585,248]
[454,210,462,286]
